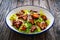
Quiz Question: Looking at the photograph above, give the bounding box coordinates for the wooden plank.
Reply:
[0,0,2,5]
[0,0,10,40]
[40,0,48,9]
[23,0,31,5]
[33,0,39,6]
[48,0,60,40]
[33,0,49,9]
[17,0,24,7]
[0,0,17,40]
[46,0,59,40]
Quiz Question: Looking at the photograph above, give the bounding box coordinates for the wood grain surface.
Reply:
[0,0,60,40]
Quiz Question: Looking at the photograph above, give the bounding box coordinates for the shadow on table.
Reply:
[8,30,53,40]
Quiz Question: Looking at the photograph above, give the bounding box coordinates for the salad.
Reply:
[9,9,50,34]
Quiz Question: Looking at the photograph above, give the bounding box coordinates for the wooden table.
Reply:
[0,0,60,40]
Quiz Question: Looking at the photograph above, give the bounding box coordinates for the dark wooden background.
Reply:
[0,0,60,40]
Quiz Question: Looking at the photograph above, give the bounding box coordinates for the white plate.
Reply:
[5,6,54,35]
